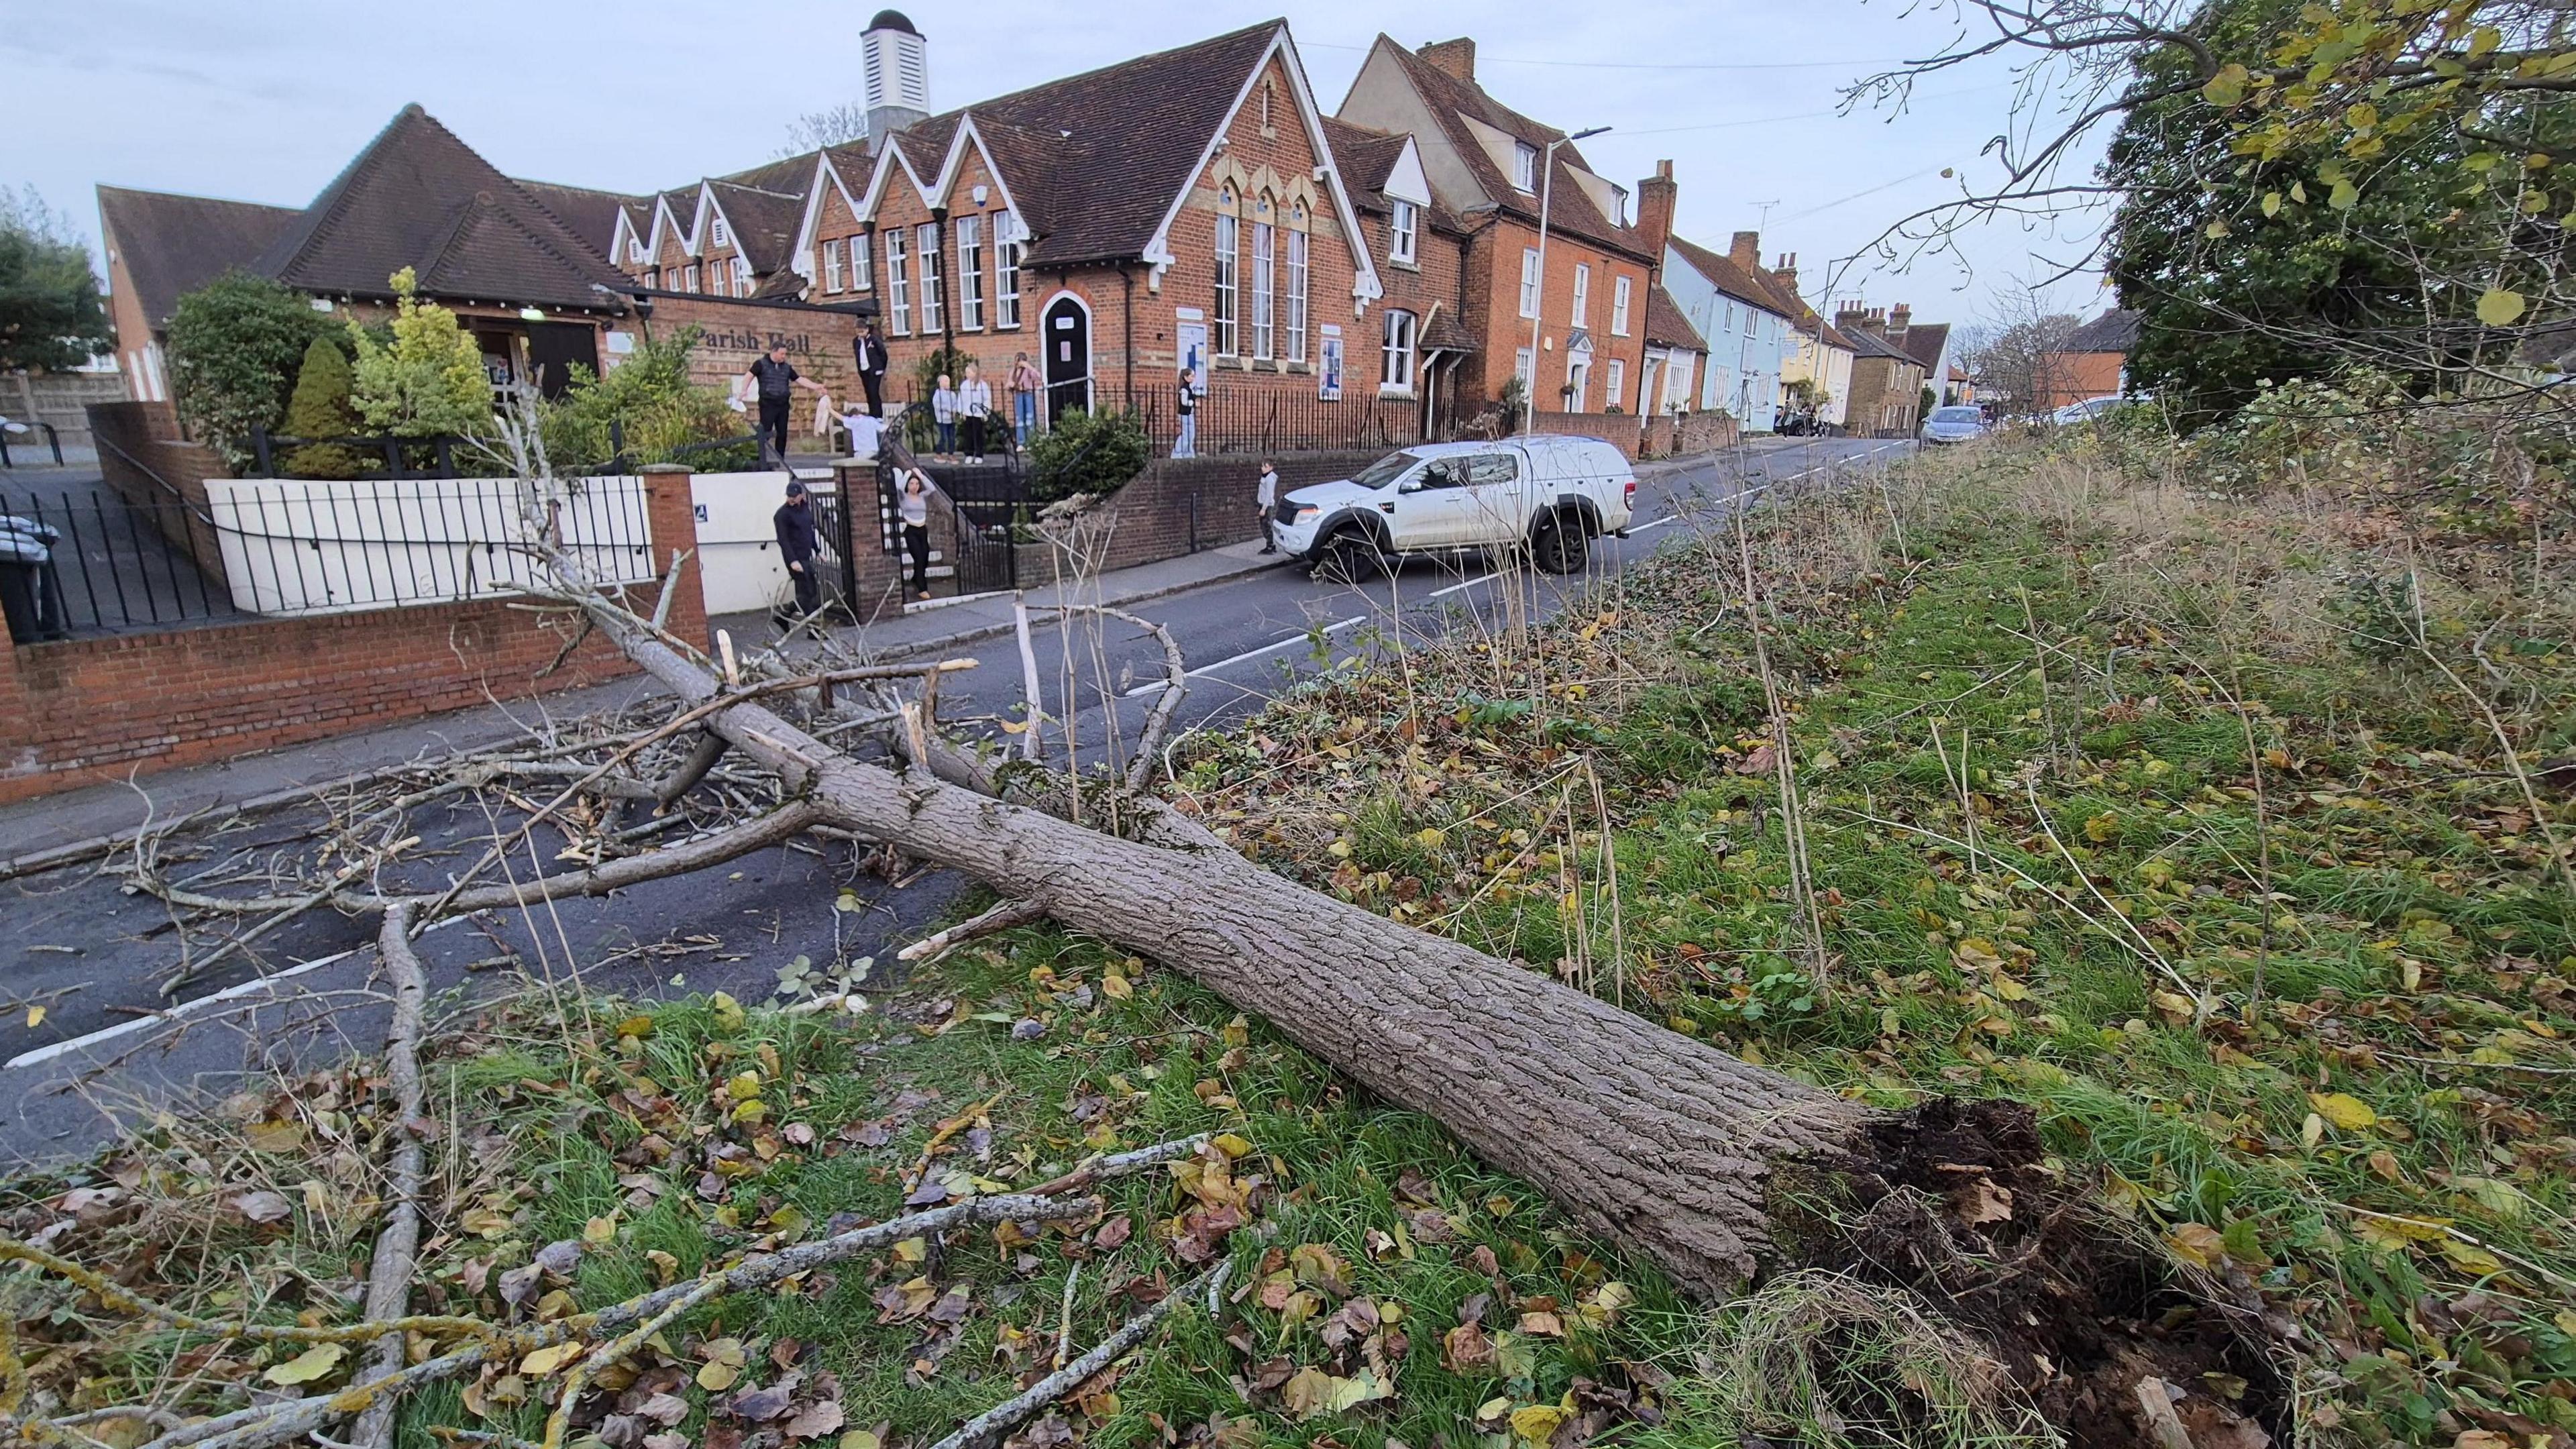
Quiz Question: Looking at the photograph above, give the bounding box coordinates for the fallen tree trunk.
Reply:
[578,590,1869,1298]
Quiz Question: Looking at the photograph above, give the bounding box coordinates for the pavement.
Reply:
[0,435,1910,1167]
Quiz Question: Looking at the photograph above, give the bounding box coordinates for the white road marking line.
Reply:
[1428,574,1493,598]
[1122,615,1369,696]
[1628,515,1682,533]
[5,914,477,1071]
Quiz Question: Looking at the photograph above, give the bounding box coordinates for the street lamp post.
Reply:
[1523,124,1611,437]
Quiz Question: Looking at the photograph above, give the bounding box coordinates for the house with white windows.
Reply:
[1662,233,1798,433]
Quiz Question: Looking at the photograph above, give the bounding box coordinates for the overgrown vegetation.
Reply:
[166,272,341,470]
[539,325,752,472]
[0,184,110,374]
[1026,408,1150,505]
[349,267,493,441]
[6,417,2569,1448]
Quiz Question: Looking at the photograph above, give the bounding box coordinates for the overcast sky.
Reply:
[2,0,2121,328]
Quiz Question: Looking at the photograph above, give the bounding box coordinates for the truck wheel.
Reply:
[1529,513,1585,575]
[1315,529,1388,583]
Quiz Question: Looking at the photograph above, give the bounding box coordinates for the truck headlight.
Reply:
[1292,506,1319,523]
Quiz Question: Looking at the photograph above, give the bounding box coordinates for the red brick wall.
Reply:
[643,292,864,407]
[1529,410,1642,459]
[0,470,706,804]
[1461,217,1652,415]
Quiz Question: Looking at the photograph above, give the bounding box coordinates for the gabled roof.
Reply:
[1362,37,1648,261]
[703,178,807,275]
[250,105,633,309]
[515,179,651,260]
[2063,308,2140,354]
[873,20,1286,267]
[1668,235,1794,321]
[1846,327,1915,362]
[1320,117,1409,211]
[1642,282,1707,354]
[1892,321,1950,374]
[96,186,299,331]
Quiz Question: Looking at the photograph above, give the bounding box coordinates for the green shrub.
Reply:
[1025,407,1148,505]
[166,272,337,470]
[349,268,490,440]
[539,325,749,472]
[280,335,368,479]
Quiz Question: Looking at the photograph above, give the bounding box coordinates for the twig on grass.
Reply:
[348,906,431,1449]
[928,1262,1230,1449]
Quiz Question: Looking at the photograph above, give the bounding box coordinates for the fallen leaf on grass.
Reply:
[783,1401,845,1439]
[1278,1366,1393,1419]
[231,1190,293,1224]
[264,1344,343,1385]
[2307,1091,2376,1131]
[519,1342,582,1377]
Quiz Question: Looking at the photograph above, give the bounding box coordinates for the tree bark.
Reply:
[581,600,1871,1299]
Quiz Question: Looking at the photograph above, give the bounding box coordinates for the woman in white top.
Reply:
[898,468,935,600]
[958,364,995,464]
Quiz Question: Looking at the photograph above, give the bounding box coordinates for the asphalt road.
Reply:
[0,435,1907,1167]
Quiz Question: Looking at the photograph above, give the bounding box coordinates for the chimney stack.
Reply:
[1729,229,1760,270]
[1888,303,1912,338]
[1419,37,1477,83]
[1635,160,1677,278]
[1772,250,1799,297]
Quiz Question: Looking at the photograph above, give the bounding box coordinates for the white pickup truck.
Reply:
[1267,437,1638,578]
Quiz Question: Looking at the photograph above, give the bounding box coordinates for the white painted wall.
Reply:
[690,469,843,617]
[208,476,656,618]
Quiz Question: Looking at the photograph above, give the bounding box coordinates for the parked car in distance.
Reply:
[1921,405,1990,445]
[1269,437,1637,580]
[2050,395,2131,425]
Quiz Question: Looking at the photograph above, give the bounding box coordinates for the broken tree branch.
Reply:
[348,906,429,1449]
[928,1262,1230,1449]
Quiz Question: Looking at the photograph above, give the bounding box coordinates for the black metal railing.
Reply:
[0,421,66,469]
[1,476,657,642]
[1,487,238,641]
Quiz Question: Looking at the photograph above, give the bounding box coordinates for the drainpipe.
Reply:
[1121,267,1136,413]
[930,207,952,365]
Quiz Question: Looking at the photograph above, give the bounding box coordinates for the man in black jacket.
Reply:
[746,343,824,466]
[773,479,823,632]
[851,322,888,417]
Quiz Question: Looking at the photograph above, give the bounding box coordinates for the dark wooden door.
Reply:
[525,323,600,399]
[1043,299,1089,421]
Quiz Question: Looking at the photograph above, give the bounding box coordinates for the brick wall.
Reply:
[0,470,705,804]
[1529,410,1642,459]
[86,400,233,570]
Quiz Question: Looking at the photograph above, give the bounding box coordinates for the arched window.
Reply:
[1213,188,1240,357]
[1381,310,1417,394]
[1252,192,1277,360]
[1285,203,1309,363]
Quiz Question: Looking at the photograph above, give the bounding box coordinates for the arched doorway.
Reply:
[1042,294,1091,421]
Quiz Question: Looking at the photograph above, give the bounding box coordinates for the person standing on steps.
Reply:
[898,467,936,600]
[772,478,823,633]
[1009,351,1041,447]
[746,343,824,468]
[931,373,959,455]
[1173,366,1197,458]
[851,322,888,418]
[1255,458,1281,554]
[959,363,993,464]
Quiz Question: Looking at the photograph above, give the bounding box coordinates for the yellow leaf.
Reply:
[839,1435,881,1449]
[583,1215,618,1245]
[2477,288,2526,326]
[2202,63,2249,105]
[2167,1222,2226,1269]
[696,1360,741,1391]
[1509,1403,1571,1448]
[728,1071,763,1099]
[244,1120,307,1153]
[23,1006,42,1028]
[1211,1132,1255,1159]
[1414,827,1447,849]
[614,1015,655,1039]
[710,991,746,1032]
[264,1344,345,1386]
[894,1236,928,1263]
[519,1342,582,1377]
[2307,1091,2376,1131]
[1100,974,1134,1001]
[2436,1236,2508,1277]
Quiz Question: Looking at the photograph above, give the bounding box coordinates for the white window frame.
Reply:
[1611,276,1632,336]
[1606,358,1625,411]
[1251,220,1275,362]
[1389,200,1417,264]
[1285,226,1308,363]
[851,235,871,290]
[994,214,1022,328]
[1380,309,1417,395]
[683,262,700,293]
[1566,346,1590,411]
[1518,248,1540,319]
[731,256,752,297]
[711,217,729,246]
[1514,346,1534,388]
[885,230,910,335]
[955,215,984,331]
[1571,264,1590,329]
[916,223,943,331]
[1513,143,1538,191]
[822,242,843,293]
[1213,211,1240,358]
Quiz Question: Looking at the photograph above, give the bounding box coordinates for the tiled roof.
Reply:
[1846,327,1915,362]
[514,180,651,260]
[705,178,807,276]
[1320,117,1408,210]
[2063,308,2140,354]
[1668,235,1794,320]
[97,186,299,331]
[1366,38,1648,262]
[1892,320,1949,374]
[1642,282,1707,352]
[859,21,1283,268]
[1419,303,1477,354]
[250,105,635,309]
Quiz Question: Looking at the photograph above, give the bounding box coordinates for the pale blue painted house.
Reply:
[1663,231,1796,433]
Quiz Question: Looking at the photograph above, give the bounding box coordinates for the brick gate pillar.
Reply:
[637,465,708,649]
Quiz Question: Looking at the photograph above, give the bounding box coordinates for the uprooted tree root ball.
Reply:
[1751,1097,2288,1448]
